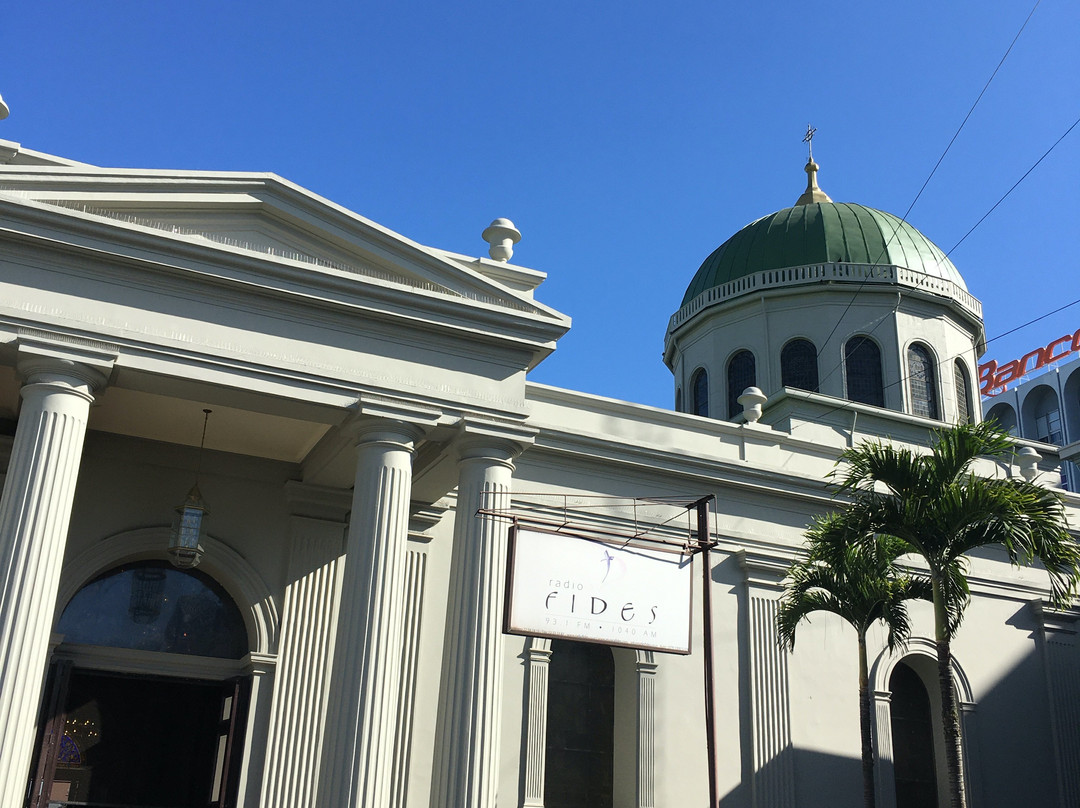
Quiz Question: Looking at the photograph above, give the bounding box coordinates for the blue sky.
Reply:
[3,1,1077,409]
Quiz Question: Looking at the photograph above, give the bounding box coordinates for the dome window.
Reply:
[845,337,884,407]
[781,339,819,393]
[727,351,757,419]
[691,369,709,417]
[954,361,973,424]
[907,344,939,420]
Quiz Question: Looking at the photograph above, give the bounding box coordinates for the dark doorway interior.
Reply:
[45,671,224,808]
[544,639,615,808]
[890,661,939,808]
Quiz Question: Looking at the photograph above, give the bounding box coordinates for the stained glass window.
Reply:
[845,337,885,407]
[907,344,939,419]
[56,562,247,659]
[954,361,972,424]
[727,350,756,419]
[691,369,709,417]
[781,339,819,392]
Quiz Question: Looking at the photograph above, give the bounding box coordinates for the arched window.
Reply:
[780,339,819,392]
[985,402,1017,434]
[954,361,973,424]
[845,336,884,407]
[691,368,709,417]
[907,343,939,419]
[1030,388,1063,444]
[56,561,248,659]
[544,640,615,808]
[727,350,756,419]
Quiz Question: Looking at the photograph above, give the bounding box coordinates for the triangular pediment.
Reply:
[0,166,566,326]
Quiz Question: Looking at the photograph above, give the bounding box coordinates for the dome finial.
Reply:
[795,123,832,206]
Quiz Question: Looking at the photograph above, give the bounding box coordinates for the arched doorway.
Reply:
[871,640,979,808]
[29,562,252,808]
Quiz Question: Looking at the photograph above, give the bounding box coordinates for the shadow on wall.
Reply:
[718,547,1065,808]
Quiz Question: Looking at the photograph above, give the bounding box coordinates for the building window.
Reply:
[907,343,939,419]
[727,350,756,419]
[845,337,884,407]
[890,662,939,808]
[544,639,615,808]
[954,361,972,424]
[691,368,709,417]
[780,339,819,392]
[1035,409,1063,445]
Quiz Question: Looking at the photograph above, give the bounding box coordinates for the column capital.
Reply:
[351,417,429,451]
[453,417,537,464]
[16,330,116,392]
[737,546,791,591]
[1031,598,1080,642]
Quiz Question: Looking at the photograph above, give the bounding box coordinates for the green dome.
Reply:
[681,202,965,307]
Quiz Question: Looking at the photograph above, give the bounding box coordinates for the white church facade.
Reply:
[0,139,1077,808]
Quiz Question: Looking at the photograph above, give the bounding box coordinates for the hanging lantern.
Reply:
[168,409,212,568]
[168,484,209,568]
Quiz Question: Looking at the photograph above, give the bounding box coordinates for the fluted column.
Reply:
[432,424,532,808]
[738,549,796,808]
[317,419,425,808]
[0,343,112,808]
[260,484,349,808]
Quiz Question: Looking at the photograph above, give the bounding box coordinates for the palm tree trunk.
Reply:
[933,577,967,808]
[858,631,876,808]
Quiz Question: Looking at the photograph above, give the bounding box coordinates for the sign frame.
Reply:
[502,523,695,655]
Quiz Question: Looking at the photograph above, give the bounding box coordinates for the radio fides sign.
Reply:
[504,527,694,654]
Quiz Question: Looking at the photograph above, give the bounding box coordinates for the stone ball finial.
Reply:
[482,218,521,262]
[738,387,768,423]
[1016,446,1042,482]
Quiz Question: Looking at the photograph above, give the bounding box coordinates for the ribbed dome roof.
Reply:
[681,202,965,307]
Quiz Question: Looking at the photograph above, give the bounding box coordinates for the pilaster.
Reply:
[0,336,113,808]
[259,484,350,808]
[317,418,429,808]
[431,419,534,808]
[636,652,658,808]
[1033,600,1080,808]
[521,637,553,808]
[388,504,447,808]
[737,548,796,808]
[872,690,897,808]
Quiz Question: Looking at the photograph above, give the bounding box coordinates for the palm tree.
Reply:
[830,420,1080,808]
[777,524,931,808]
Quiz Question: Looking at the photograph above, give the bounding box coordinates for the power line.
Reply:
[812,0,1042,362]
[946,113,1080,257]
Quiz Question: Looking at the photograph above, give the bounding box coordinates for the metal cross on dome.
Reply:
[803,123,817,161]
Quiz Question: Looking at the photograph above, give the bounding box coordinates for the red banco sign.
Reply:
[980,327,1080,396]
